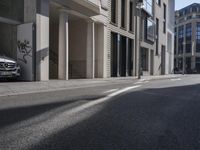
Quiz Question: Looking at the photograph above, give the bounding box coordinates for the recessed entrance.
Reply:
[49,3,89,80]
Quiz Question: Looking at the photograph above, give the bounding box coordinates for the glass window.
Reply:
[178,58,183,70]
[111,0,117,24]
[174,28,177,55]
[163,3,166,20]
[187,16,192,20]
[186,57,191,72]
[184,8,189,15]
[179,11,183,17]
[195,57,200,73]
[196,23,200,52]
[163,21,166,33]
[156,18,159,55]
[143,0,153,16]
[121,0,126,28]
[156,0,161,6]
[129,1,133,31]
[192,6,197,12]
[186,23,192,53]
[178,25,184,54]
[146,18,155,42]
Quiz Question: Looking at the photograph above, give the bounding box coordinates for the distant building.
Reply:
[175,3,200,74]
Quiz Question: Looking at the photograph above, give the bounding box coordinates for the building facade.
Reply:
[0,0,174,81]
[139,0,175,76]
[175,3,200,74]
[107,0,175,78]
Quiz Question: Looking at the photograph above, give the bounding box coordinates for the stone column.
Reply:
[36,0,49,81]
[86,20,95,79]
[58,10,69,80]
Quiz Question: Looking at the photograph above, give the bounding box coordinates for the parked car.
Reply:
[0,55,21,79]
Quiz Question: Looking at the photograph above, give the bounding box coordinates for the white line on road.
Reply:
[170,78,181,81]
[134,80,149,84]
[70,85,141,115]
[103,89,119,94]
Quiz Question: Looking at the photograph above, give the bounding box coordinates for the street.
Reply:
[1,75,200,150]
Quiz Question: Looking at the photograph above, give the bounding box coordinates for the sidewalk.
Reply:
[0,74,183,97]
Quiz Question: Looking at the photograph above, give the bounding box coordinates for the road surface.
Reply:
[1,75,200,150]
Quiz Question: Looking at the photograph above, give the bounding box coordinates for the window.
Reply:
[163,3,166,34]
[111,32,118,77]
[163,3,166,20]
[185,23,192,53]
[196,57,200,73]
[186,57,191,72]
[156,18,159,55]
[146,18,155,42]
[178,58,183,70]
[121,0,126,28]
[163,21,166,33]
[178,25,184,54]
[187,16,192,20]
[143,0,153,16]
[184,8,189,15]
[179,11,183,17]
[156,0,161,6]
[196,23,200,52]
[178,18,184,23]
[129,1,133,32]
[192,6,197,12]
[174,27,177,55]
[111,0,117,24]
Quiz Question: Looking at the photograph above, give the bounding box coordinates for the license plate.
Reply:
[0,72,12,76]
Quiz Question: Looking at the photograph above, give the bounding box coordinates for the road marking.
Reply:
[134,80,149,84]
[170,78,181,81]
[103,89,119,94]
[65,85,141,116]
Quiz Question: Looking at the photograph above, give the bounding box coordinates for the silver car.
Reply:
[0,56,21,79]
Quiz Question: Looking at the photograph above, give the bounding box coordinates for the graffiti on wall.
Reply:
[17,40,32,64]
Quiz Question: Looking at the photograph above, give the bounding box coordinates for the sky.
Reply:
[175,0,200,10]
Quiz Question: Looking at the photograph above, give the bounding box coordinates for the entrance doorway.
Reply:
[161,45,166,75]
[49,3,89,80]
[150,50,154,75]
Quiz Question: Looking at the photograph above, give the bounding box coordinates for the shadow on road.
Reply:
[0,101,77,129]
[28,84,200,150]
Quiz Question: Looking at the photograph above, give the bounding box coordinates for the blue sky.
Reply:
[175,0,199,10]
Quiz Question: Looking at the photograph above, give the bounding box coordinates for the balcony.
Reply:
[53,0,101,16]
[71,0,101,16]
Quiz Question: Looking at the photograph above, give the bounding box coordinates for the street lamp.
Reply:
[136,1,144,79]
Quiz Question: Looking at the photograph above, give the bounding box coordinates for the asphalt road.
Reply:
[1,75,200,150]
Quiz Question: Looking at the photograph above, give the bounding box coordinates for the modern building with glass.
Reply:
[0,0,175,81]
[175,3,200,73]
